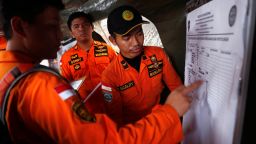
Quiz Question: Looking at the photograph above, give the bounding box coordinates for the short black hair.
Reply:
[67,11,94,30]
[1,0,65,40]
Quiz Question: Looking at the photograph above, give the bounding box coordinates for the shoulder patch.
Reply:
[72,101,96,122]
[102,84,112,103]
[117,81,135,91]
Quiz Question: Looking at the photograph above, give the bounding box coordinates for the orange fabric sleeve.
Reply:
[7,72,182,143]
[101,70,124,127]
[119,105,183,144]
[161,49,183,91]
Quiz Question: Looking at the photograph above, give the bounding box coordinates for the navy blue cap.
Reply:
[107,5,149,36]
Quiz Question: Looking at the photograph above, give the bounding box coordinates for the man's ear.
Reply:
[109,35,117,45]
[10,16,26,37]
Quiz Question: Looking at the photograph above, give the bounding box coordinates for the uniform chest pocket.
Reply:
[150,74,163,92]
[117,81,139,105]
[94,56,110,64]
[70,59,86,73]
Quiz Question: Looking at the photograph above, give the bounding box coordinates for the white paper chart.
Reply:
[182,0,248,144]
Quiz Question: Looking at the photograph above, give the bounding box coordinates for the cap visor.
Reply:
[114,20,149,36]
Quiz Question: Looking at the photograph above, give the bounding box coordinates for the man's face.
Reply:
[70,17,93,42]
[23,6,62,59]
[112,26,144,59]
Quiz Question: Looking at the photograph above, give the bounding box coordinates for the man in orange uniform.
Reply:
[101,5,183,126]
[60,12,116,113]
[0,0,202,143]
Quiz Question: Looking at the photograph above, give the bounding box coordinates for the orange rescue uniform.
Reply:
[0,50,183,144]
[101,46,183,126]
[0,35,7,50]
[60,41,116,113]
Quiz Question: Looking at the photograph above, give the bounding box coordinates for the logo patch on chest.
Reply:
[74,64,81,71]
[147,60,163,78]
[117,81,135,91]
[94,45,108,57]
[69,54,83,65]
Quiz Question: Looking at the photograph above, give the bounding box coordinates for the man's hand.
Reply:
[165,81,202,116]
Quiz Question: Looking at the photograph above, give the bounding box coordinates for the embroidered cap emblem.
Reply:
[122,10,134,21]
